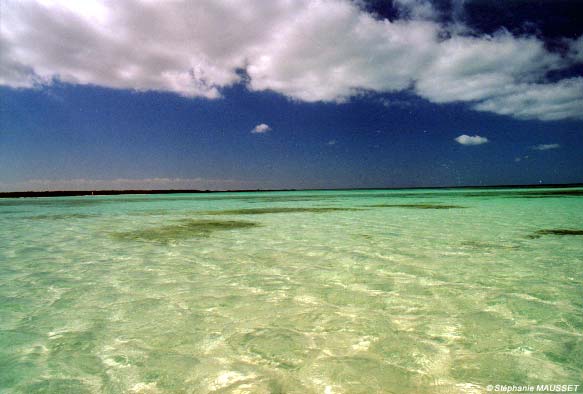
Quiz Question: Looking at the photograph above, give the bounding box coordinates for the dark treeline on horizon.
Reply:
[1,183,582,199]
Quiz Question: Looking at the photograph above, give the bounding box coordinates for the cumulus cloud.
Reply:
[415,33,564,104]
[1,0,582,120]
[246,2,438,102]
[531,143,560,151]
[454,134,489,145]
[251,123,271,134]
[473,78,583,121]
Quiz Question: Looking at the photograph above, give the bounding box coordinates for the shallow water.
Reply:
[1,188,582,393]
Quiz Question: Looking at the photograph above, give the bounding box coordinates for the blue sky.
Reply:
[1,0,582,191]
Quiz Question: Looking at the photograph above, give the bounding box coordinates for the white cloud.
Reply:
[327,139,337,145]
[251,123,271,134]
[246,2,439,102]
[531,143,560,151]
[454,134,489,145]
[415,32,563,104]
[473,78,583,121]
[1,0,582,121]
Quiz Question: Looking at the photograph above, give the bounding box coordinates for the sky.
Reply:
[1,0,582,191]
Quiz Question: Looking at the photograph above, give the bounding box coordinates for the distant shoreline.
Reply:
[1,183,582,198]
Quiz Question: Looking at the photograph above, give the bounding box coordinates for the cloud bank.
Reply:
[455,134,489,145]
[1,0,582,121]
[0,177,267,192]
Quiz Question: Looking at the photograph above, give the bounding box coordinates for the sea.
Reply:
[1,187,582,393]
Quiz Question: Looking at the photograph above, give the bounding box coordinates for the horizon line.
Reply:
[1,182,582,199]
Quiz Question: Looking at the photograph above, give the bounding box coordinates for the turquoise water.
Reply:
[1,188,582,393]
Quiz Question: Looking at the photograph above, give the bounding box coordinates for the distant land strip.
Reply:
[1,183,582,199]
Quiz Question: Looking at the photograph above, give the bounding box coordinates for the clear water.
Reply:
[1,188,582,394]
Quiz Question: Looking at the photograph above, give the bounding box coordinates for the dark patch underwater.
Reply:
[200,207,363,215]
[26,213,97,220]
[533,229,583,236]
[368,204,467,209]
[112,219,260,242]
[459,240,520,250]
